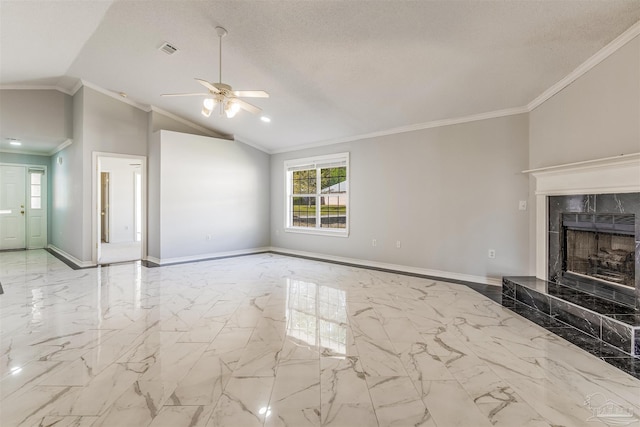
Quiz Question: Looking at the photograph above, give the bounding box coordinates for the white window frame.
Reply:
[284,152,349,237]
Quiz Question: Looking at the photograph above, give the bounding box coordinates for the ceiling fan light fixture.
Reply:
[203,98,215,110]
[202,105,213,117]
[225,99,240,118]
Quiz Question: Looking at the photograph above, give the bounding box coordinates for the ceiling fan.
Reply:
[161,26,268,118]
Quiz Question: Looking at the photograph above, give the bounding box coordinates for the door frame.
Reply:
[91,152,147,264]
[0,163,48,250]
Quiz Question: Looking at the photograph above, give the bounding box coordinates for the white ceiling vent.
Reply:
[159,42,178,55]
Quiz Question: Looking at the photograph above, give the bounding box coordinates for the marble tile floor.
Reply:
[1,250,639,427]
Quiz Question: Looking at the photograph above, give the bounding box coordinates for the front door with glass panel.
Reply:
[0,165,26,249]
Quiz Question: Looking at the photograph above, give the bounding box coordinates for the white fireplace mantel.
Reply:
[525,153,640,279]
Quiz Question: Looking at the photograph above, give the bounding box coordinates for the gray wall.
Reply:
[80,87,149,260]
[528,35,640,275]
[271,114,530,280]
[153,130,270,261]
[529,35,640,169]
[147,131,161,259]
[0,89,72,145]
[50,88,84,259]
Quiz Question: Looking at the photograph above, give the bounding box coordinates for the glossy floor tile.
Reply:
[1,250,639,427]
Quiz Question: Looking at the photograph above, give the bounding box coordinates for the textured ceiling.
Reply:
[1,0,640,154]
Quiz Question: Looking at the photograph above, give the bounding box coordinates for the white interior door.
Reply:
[0,165,26,250]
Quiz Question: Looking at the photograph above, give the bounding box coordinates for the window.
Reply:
[29,170,43,209]
[285,153,349,236]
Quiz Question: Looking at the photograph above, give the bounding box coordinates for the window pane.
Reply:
[31,185,41,197]
[292,196,316,228]
[320,167,346,194]
[292,169,316,194]
[31,197,41,209]
[30,173,41,185]
[320,196,346,228]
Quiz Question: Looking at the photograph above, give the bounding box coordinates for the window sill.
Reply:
[284,227,349,238]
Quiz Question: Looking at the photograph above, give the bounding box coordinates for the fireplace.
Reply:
[562,213,635,289]
[546,194,640,310]
[503,155,640,359]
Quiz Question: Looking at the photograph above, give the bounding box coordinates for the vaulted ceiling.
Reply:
[1,0,639,154]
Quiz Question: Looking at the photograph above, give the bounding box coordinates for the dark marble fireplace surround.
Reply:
[548,193,639,309]
[503,193,640,376]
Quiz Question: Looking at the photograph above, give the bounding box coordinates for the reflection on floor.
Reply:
[0,250,639,427]
[99,241,141,264]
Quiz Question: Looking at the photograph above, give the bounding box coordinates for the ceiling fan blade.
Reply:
[234,98,262,114]
[233,90,269,98]
[161,92,208,97]
[195,78,221,93]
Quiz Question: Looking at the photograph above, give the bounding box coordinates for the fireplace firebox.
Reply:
[561,213,636,304]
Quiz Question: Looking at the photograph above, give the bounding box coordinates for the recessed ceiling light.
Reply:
[260,116,271,123]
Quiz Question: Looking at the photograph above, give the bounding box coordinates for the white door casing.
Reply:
[0,165,26,249]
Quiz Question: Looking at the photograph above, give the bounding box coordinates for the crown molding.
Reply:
[3,19,638,155]
[0,147,51,156]
[70,79,84,95]
[0,84,75,95]
[150,106,233,140]
[80,80,152,112]
[528,19,640,111]
[231,135,271,154]
[271,105,529,154]
[49,139,73,155]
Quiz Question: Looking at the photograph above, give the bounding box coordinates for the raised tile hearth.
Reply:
[503,276,640,357]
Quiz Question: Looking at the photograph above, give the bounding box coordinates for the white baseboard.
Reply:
[47,245,96,268]
[269,247,502,287]
[146,247,271,266]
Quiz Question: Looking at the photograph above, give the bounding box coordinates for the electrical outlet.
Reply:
[488,249,496,259]
[519,200,527,211]
[372,239,377,247]
[206,234,212,241]
[396,240,401,248]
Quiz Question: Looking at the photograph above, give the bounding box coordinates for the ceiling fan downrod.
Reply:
[215,26,227,85]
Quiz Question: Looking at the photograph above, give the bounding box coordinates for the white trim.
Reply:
[49,139,73,155]
[525,154,640,280]
[0,162,49,250]
[528,154,640,196]
[528,20,640,111]
[270,247,502,287]
[284,152,349,237]
[150,106,234,140]
[271,106,529,154]
[0,148,55,156]
[26,165,47,249]
[3,20,637,156]
[146,247,271,265]
[231,136,271,154]
[80,80,152,112]
[92,152,148,265]
[0,84,75,96]
[271,21,640,155]
[522,153,640,174]
[48,244,96,268]
[70,80,83,96]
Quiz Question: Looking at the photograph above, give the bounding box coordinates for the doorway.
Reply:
[93,154,146,264]
[0,164,47,250]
